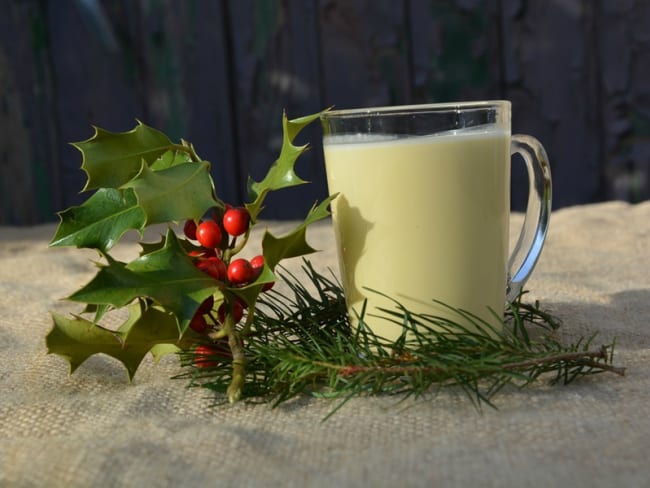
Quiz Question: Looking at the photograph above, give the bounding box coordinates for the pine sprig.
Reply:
[178,261,625,415]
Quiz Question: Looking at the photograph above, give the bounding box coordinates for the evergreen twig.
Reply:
[176,261,625,415]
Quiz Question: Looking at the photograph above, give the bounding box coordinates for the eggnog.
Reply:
[323,128,510,340]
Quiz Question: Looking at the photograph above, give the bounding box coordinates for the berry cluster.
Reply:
[181,206,275,368]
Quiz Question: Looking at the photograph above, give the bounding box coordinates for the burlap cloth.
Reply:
[1,201,649,487]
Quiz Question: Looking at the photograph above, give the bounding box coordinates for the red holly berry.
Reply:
[183,220,198,240]
[227,258,253,285]
[193,341,232,368]
[197,295,214,315]
[250,255,274,290]
[217,299,246,324]
[223,207,251,237]
[193,344,219,368]
[250,254,265,275]
[188,248,216,259]
[196,220,223,248]
[196,256,227,280]
[189,314,209,334]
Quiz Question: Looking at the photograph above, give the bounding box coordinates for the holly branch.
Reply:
[47,110,334,402]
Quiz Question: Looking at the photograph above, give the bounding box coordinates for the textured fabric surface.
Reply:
[1,201,649,487]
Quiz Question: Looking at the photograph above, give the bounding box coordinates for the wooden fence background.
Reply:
[1,0,649,225]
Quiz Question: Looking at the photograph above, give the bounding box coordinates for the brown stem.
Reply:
[223,306,246,403]
[500,350,608,371]
[240,308,255,336]
[223,229,251,262]
[570,359,626,376]
[330,349,624,378]
[227,358,246,403]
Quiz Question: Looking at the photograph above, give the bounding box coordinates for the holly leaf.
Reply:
[229,264,277,308]
[246,110,325,221]
[150,149,192,170]
[50,161,217,251]
[122,161,218,225]
[74,121,174,191]
[138,235,199,256]
[80,303,112,323]
[67,229,219,334]
[50,188,145,252]
[261,194,337,270]
[138,235,167,255]
[150,343,182,363]
[47,301,185,380]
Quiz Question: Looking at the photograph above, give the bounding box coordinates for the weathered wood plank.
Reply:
[408,0,501,103]
[318,0,411,108]
[0,49,37,225]
[598,0,650,203]
[0,0,58,224]
[227,0,327,218]
[46,0,143,209]
[499,0,602,208]
[2,0,649,225]
[134,0,240,205]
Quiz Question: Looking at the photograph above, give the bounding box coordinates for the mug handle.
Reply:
[506,134,552,302]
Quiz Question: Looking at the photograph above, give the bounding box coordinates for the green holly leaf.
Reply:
[246,110,325,221]
[47,301,185,380]
[80,303,112,323]
[150,149,192,170]
[229,264,277,308]
[50,188,145,252]
[262,194,337,270]
[74,121,175,191]
[122,161,217,226]
[138,235,167,255]
[138,235,201,257]
[150,343,182,363]
[67,229,219,334]
[50,161,216,251]
[285,110,328,141]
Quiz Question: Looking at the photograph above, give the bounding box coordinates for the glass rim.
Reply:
[320,100,510,119]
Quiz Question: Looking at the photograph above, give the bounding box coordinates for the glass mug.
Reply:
[320,101,551,340]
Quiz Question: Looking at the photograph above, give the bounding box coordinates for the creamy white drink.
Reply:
[323,127,510,340]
